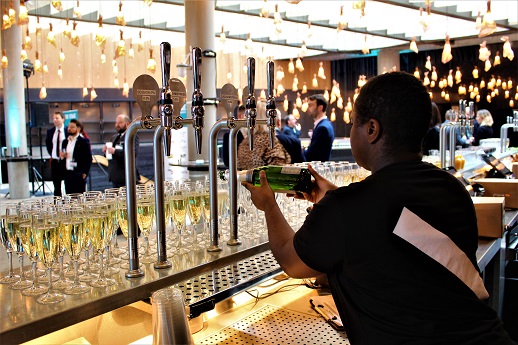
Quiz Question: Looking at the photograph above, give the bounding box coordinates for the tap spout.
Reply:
[191,47,204,154]
[265,60,277,149]
[246,57,257,150]
[159,42,174,156]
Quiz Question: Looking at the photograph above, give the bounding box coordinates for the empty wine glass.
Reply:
[0,203,19,284]
[34,208,66,304]
[5,203,32,290]
[62,206,90,295]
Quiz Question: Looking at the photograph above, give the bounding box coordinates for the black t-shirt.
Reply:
[294,160,512,345]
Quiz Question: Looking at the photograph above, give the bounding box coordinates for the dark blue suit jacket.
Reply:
[62,135,92,176]
[304,118,334,162]
[45,126,68,157]
[276,130,303,163]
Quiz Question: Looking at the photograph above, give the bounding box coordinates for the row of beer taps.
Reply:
[124,42,277,278]
[439,100,475,168]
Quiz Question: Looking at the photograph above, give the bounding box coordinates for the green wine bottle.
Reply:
[236,166,312,194]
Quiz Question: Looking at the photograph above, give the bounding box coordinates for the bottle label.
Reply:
[280,166,303,175]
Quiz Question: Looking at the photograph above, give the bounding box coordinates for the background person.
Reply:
[102,114,140,188]
[60,119,92,194]
[422,102,442,155]
[303,94,334,162]
[275,110,303,164]
[473,109,494,146]
[237,101,291,170]
[243,72,513,344]
[282,114,302,138]
[45,111,67,196]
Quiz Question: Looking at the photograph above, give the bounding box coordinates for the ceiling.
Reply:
[23,0,518,60]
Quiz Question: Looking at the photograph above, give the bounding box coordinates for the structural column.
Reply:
[377,48,400,75]
[1,0,30,199]
[185,0,216,162]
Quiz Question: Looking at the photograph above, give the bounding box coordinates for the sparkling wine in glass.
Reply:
[34,210,66,304]
[19,217,48,296]
[0,204,19,284]
[187,181,203,250]
[170,187,189,254]
[62,206,90,295]
[88,203,115,288]
[6,204,32,290]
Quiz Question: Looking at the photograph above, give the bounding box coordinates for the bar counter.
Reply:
[2,210,514,344]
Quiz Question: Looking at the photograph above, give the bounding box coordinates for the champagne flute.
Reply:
[0,203,19,284]
[79,198,98,282]
[102,193,121,275]
[88,202,115,288]
[62,206,90,295]
[170,184,189,255]
[19,210,48,296]
[6,203,32,290]
[136,186,155,264]
[201,180,211,247]
[34,209,66,304]
[186,181,203,250]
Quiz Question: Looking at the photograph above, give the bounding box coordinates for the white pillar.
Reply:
[1,0,30,199]
[377,48,400,75]
[185,0,216,162]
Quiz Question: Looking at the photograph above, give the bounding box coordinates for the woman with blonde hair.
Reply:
[237,101,291,170]
[473,109,494,146]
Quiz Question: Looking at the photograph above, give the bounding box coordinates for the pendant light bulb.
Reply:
[288,58,294,74]
[18,1,29,25]
[410,38,418,53]
[39,82,47,99]
[441,35,452,64]
[318,62,326,79]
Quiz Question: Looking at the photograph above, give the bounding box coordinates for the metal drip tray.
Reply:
[198,304,350,345]
[177,251,282,318]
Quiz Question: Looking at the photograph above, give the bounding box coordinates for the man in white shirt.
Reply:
[45,112,67,196]
[59,119,92,194]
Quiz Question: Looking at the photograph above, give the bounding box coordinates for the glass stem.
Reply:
[47,266,53,294]
[7,251,14,278]
[99,252,105,280]
[31,261,37,288]
[144,237,150,259]
[18,255,24,283]
[59,256,65,281]
[73,260,79,286]
[84,249,90,273]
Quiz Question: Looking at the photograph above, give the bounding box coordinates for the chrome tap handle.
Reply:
[265,60,276,148]
[467,101,475,136]
[246,57,257,150]
[458,99,466,135]
[191,47,204,154]
[160,42,171,89]
[159,42,174,156]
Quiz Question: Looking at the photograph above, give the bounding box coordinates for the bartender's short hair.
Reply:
[353,72,431,154]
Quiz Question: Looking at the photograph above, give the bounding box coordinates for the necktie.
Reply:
[56,129,60,158]
[113,133,121,146]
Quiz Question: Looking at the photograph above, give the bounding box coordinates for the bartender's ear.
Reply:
[367,119,381,144]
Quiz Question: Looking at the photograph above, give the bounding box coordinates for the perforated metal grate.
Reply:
[177,251,282,315]
[199,305,349,345]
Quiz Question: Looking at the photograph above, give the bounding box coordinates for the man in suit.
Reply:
[282,114,302,138]
[275,111,303,163]
[102,114,140,188]
[45,111,67,196]
[60,119,92,194]
[303,94,335,162]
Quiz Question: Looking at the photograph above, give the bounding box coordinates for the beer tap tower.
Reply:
[125,43,204,278]
[207,59,276,251]
[439,100,474,169]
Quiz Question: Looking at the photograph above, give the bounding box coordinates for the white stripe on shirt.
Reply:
[393,207,488,300]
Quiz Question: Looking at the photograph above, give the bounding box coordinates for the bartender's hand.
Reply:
[242,171,276,212]
[106,147,116,154]
[289,164,338,204]
[102,145,107,153]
